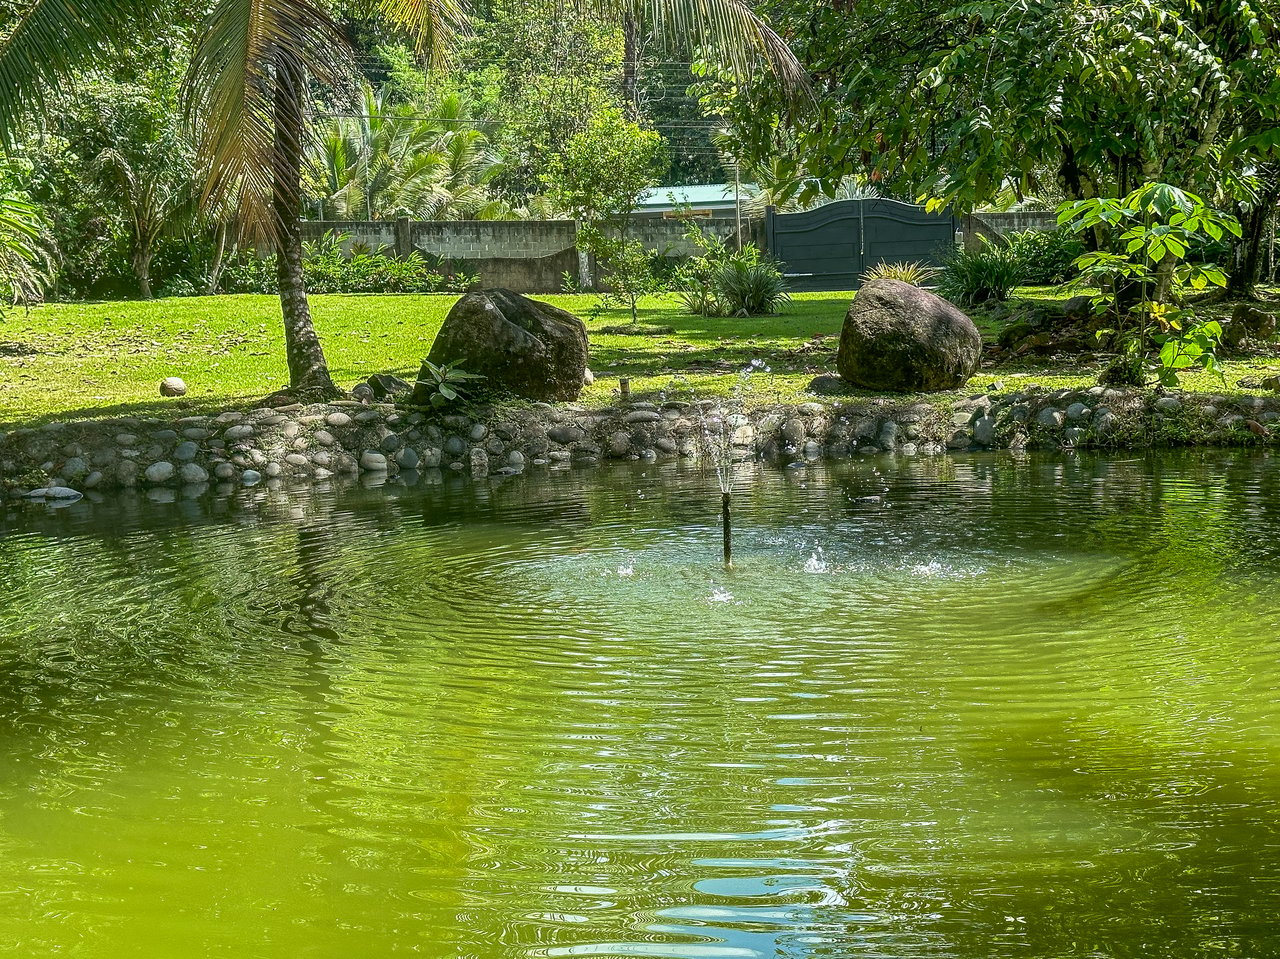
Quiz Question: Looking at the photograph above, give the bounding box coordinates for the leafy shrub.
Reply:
[713,256,789,316]
[409,359,485,410]
[157,275,198,298]
[938,240,1025,306]
[673,222,789,316]
[861,259,939,286]
[0,192,54,313]
[1003,229,1083,284]
[1058,182,1239,387]
[216,231,477,296]
[219,253,277,294]
[585,228,664,322]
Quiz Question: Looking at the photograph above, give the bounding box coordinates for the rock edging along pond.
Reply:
[3,385,1280,497]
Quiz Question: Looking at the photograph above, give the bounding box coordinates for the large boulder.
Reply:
[836,279,982,392]
[1223,303,1278,350]
[418,289,589,403]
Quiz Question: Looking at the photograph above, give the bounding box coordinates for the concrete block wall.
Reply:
[961,211,1061,251]
[298,216,755,293]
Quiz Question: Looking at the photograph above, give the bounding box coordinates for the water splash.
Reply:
[803,549,829,575]
[709,587,734,603]
[616,565,635,578]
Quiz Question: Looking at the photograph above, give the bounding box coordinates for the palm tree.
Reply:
[0,0,804,396]
[91,147,194,299]
[309,85,511,221]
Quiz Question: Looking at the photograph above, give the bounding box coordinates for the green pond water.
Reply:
[1,451,1279,958]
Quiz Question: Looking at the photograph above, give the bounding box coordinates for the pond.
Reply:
[1,451,1279,958]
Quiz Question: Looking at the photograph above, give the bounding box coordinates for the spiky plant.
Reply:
[861,260,940,286]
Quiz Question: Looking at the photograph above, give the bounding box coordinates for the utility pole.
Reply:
[734,162,742,251]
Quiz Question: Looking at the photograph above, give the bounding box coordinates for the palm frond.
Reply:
[184,0,355,238]
[371,0,470,67]
[581,0,808,95]
[0,193,54,311]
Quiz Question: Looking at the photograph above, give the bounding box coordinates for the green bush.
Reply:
[938,240,1025,307]
[219,253,277,294]
[713,256,789,316]
[216,231,477,296]
[1003,229,1082,284]
[673,223,789,316]
[408,359,485,410]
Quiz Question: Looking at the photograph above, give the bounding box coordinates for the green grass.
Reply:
[2,287,1278,429]
[0,292,854,427]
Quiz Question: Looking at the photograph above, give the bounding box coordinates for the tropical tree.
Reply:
[89,147,193,298]
[698,0,1279,210]
[308,84,510,221]
[542,106,666,229]
[0,0,803,396]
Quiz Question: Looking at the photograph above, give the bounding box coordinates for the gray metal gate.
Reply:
[764,198,958,292]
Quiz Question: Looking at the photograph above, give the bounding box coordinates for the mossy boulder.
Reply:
[837,279,982,392]
[420,289,589,402]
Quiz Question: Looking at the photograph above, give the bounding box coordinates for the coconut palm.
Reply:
[0,0,804,395]
[309,85,511,221]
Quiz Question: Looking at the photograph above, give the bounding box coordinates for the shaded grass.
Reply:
[2,286,1279,429]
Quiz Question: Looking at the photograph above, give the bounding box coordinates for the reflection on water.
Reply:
[1,450,1279,957]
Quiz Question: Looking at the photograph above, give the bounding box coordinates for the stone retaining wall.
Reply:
[4,387,1280,501]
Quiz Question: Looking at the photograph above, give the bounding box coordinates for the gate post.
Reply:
[394,216,411,259]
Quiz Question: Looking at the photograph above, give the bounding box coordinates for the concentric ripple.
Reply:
[0,449,1279,958]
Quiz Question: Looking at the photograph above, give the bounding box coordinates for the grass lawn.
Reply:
[2,287,1279,429]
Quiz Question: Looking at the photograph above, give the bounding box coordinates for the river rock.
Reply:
[836,278,982,392]
[547,424,584,445]
[360,451,388,471]
[973,415,997,446]
[160,377,187,397]
[144,461,175,484]
[1037,408,1065,428]
[25,486,83,501]
[61,456,88,479]
[419,289,590,402]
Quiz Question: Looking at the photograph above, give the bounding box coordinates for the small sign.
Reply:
[663,209,714,219]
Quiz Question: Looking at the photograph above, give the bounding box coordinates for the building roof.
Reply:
[635,183,756,212]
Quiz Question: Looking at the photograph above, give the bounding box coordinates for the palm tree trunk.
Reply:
[273,57,337,394]
[622,14,640,121]
[133,243,153,300]
[206,220,229,295]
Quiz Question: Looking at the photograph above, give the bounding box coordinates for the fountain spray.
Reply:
[690,360,770,568]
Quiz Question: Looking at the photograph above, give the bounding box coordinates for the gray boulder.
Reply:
[836,279,982,392]
[366,373,413,401]
[419,289,589,403]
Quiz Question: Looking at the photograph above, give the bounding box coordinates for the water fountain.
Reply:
[688,360,770,568]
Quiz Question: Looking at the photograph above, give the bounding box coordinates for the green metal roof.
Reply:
[635,184,755,211]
